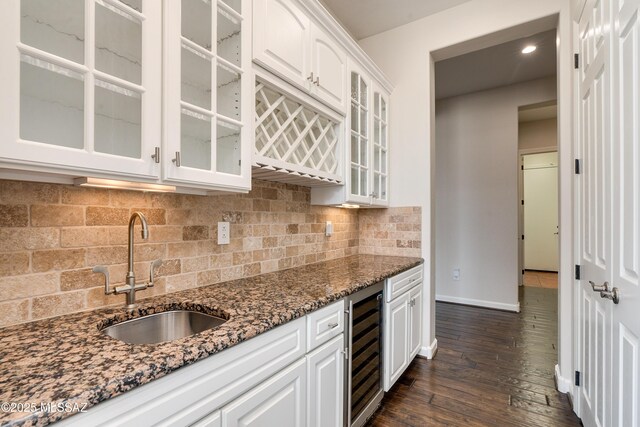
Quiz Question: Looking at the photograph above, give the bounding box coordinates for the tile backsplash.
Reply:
[0,179,421,327]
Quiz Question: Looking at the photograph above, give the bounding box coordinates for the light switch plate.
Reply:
[218,222,230,245]
[325,221,333,237]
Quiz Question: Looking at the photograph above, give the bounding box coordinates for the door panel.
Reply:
[409,285,423,360]
[612,0,640,425]
[311,25,346,113]
[306,335,344,427]
[383,293,409,391]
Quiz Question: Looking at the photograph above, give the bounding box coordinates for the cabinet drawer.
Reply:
[385,265,423,302]
[306,299,345,352]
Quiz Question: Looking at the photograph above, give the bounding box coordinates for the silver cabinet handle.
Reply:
[328,322,339,329]
[314,76,320,86]
[307,72,314,82]
[590,281,609,292]
[172,152,181,167]
[152,147,160,164]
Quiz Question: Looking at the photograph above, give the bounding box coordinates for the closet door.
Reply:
[0,0,161,179]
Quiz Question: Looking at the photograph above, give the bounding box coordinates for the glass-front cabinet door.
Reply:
[163,0,251,191]
[348,65,371,204]
[0,0,162,179]
[372,84,389,205]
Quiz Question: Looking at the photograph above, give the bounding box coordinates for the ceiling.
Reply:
[320,0,472,40]
[435,29,557,100]
[519,102,557,122]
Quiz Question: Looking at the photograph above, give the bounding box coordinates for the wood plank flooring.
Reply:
[524,270,559,289]
[367,287,581,426]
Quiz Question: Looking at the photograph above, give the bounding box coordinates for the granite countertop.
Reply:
[0,254,422,427]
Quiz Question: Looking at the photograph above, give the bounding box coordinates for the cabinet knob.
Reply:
[172,152,181,167]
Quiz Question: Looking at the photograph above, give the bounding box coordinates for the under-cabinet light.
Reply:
[522,45,537,54]
[74,178,177,193]
[338,203,360,209]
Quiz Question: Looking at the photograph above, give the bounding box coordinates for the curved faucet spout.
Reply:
[126,212,149,306]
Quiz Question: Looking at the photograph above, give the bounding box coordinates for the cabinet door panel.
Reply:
[409,285,423,360]
[311,25,346,113]
[307,335,344,427]
[253,0,310,90]
[222,358,306,427]
[383,293,409,391]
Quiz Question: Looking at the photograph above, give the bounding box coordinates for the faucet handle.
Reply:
[149,259,163,287]
[93,266,112,295]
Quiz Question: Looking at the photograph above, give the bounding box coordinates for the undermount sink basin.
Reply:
[101,310,227,344]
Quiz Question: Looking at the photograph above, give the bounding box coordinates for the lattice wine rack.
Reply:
[253,81,343,186]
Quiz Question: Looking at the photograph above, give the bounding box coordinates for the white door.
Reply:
[310,24,346,113]
[611,0,640,424]
[523,152,559,271]
[253,0,311,90]
[383,293,409,391]
[577,0,640,425]
[408,285,423,360]
[221,358,306,427]
[306,335,344,427]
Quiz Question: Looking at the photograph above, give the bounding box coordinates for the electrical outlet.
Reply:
[218,222,230,245]
[453,268,460,281]
[325,221,333,237]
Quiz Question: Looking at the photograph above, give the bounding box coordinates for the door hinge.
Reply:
[521,234,525,240]
[575,159,581,174]
[575,370,581,386]
[574,53,580,69]
[575,265,581,280]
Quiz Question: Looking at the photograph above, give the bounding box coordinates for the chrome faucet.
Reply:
[93,212,162,309]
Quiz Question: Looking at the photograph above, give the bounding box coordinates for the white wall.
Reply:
[435,77,556,311]
[519,118,558,151]
[357,0,575,393]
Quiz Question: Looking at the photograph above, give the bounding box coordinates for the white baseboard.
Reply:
[418,338,438,359]
[436,295,521,312]
[555,364,573,393]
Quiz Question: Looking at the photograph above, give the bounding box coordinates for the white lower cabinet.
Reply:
[191,410,221,427]
[221,358,307,427]
[306,335,344,427]
[383,265,424,391]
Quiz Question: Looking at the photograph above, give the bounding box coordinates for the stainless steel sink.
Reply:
[101,310,227,344]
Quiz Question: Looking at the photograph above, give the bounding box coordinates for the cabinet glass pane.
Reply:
[359,170,367,196]
[181,47,212,109]
[350,103,358,132]
[351,166,358,195]
[95,1,142,84]
[374,120,380,144]
[381,176,387,198]
[20,56,84,149]
[217,63,240,120]
[217,120,241,175]
[381,151,387,173]
[350,72,358,101]
[381,123,387,148]
[94,81,141,158]
[181,110,212,170]
[359,108,367,136]
[221,0,241,13]
[360,140,367,166]
[350,134,358,164]
[374,93,380,116]
[374,173,380,197]
[359,78,367,105]
[21,0,84,64]
[217,7,241,66]
[120,0,142,12]
[381,98,387,119]
[374,146,380,172]
[182,0,211,50]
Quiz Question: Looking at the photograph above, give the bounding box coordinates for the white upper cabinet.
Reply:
[0,0,162,179]
[253,0,311,90]
[371,81,389,205]
[253,0,346,114]
[310,25,347,112]
[163,0,251,192]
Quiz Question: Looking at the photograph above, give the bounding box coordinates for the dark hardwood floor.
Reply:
[368,287,582,426]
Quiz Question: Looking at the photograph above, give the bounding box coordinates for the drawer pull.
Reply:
[328,322,339,329]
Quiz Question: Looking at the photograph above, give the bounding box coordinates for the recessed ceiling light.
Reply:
[522,45,537,54]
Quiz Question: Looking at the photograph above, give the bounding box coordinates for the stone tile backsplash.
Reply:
[0,179,421,327]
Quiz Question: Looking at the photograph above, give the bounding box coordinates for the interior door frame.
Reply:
[518,146,560,287]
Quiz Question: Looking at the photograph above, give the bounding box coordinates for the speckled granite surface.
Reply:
[0,254,422,427]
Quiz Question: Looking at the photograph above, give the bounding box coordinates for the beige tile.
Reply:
[32,291,85,320]
[183,225,209,241]
[131,208,166,225]
[0,228,60,251]
[31,205,84,227]
[86,246,128,266]
[0,181,59,204]
[166,273,197,292]
[0,252,30,277]
[0,272,58,300]
[167,242,199,258]
[0,299,30,327]
[60,227,110,248]
[182,256,209,273]
[60,268,105,291]
[61,186,109,205]
[86,207,129,226]
[32,249,85,272]
[0,204,29,227]
[155,259,181,277]
[197,269,221,286]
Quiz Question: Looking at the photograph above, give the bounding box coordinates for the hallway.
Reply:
[368,287,581,426]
